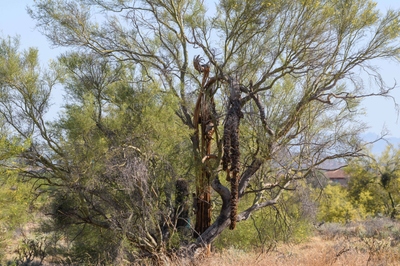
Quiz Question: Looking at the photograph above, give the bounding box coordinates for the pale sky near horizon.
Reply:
[1,0,400,138]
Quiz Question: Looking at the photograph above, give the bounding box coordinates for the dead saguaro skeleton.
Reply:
[193,55,243,233]
[192,55,216,237]
[222,77,243,230]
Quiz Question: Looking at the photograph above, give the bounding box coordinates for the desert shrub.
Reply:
[65,226,119,265]
[359,217,400,241]
[317,222,347,239]
[317,217,400,243]
[38,218,125,265]
[213,212,256,251]
[12,236,47,266]
[0,174,42,263]
[214,188,315,251]
[317,184,360,223]
[346,147,400,219]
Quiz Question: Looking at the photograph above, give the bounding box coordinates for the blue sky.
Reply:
[357,0,400,138]
[0,1,63,64]
[1,0,400,138]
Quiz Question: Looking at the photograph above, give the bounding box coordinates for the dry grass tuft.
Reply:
[191,236,400,266]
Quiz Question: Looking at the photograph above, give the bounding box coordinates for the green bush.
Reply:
[0,173,40,262]
[214,188,315,251]
[317,184,360,223]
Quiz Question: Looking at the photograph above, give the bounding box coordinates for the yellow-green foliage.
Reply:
[0,174,37,261]
[2,0,400,262]
[346,145,400,218]
[215,190,315,250]
[214,217,256,251]
[317,184,360,223]
[0,131,38,260]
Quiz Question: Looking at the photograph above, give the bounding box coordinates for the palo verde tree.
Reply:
[0,0,398,261]
[0,37,193,263]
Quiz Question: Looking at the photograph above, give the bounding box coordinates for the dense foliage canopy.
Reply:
[1,0,400,264]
